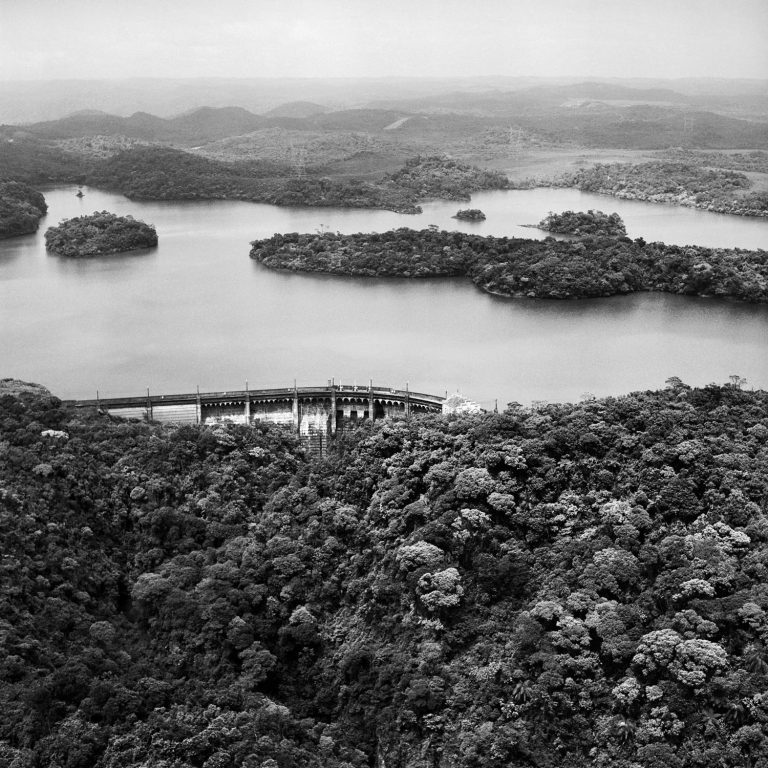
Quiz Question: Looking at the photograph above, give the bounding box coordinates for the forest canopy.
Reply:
[1,379,768,767]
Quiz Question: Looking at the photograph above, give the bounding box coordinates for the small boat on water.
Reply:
[76,189,84,198]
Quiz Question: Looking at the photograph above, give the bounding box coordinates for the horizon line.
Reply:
[2,75,767,85]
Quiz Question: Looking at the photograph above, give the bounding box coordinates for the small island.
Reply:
[0,181,47,238]
[452,208,486,221]
[44,211,158,257]
[537,209,627,237]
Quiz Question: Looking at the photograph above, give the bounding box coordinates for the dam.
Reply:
[72,382,445,451]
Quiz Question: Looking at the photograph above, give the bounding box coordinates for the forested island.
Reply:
[453,208,487,221]
[44,211,158,257]
[250,227,768,301]
[553,162,768,217]
[537,209,627,237]
[0,181,47,238]
[2,377,768,767]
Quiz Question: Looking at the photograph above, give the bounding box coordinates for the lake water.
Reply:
[1,186,767,406]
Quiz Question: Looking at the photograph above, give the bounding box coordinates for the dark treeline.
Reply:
[2,378,768,767]
[0,181,48,238]
[250,227,768,301]
[44,211,158,257]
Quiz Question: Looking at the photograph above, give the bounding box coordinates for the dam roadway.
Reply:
[70,383,445,449]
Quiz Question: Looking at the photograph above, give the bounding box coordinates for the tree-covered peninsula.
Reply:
[0,181,47,238]
[554,162,768,218]
[2,378,768,767]
[538,209,627,237]
[83,146,423,213]
[250,227,768,302]
[81,148,507,214]
[44,211,158,257]
[386,156,508,201]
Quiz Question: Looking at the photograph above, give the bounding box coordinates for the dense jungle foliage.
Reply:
[537,210,626,238]
[2,378,768,767]
[0,181,48,238]
[556,162,768,217]
[250,227,768,301]
[44,211,158,257]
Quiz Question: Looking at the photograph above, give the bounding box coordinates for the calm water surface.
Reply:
[1,186,767,406]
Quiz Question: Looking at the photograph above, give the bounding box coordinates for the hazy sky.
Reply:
[1,0,767,81]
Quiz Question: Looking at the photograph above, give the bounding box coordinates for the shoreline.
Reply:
[253,258,768,305]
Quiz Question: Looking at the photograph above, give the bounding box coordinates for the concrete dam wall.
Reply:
[71,384,445,451]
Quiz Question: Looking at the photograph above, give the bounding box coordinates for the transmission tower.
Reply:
[682,115,695,140]
[287,139,307,179]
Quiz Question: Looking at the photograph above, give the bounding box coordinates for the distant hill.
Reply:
[366,89,542,116]
[365,81,768,124]
[66,109,115,117]
[367,82,690,116]
[361,90,768,149]
[165,106,266,142]
[263,101,328,119]
[521,81,690,104]
[6,76,767,155]
[26,111,161,141]
[309,108,414,132]
[21,107,266,145]
[528,105,768,149]
[1,76,766,123]
[0,76,554,122]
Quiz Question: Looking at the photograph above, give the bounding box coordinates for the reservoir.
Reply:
[1,186,767,407]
